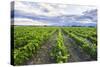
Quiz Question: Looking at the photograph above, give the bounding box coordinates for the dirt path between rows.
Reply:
[61,30,92,62]
[25,30,58,65]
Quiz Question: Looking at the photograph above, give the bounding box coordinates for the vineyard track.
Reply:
[25,30,58,65]
[61,29,92,62]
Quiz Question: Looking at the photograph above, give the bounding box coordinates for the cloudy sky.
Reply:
[11,1,97,26]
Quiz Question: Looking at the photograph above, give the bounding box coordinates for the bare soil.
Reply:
[62,30,92,62]
[25,31,58,65]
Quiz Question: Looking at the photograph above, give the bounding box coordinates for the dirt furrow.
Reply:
[62,30,91,62]
[25,31,58,65]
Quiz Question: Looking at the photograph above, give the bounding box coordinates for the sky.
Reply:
[11,1,97,26]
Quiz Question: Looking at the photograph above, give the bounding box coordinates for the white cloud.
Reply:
[12,18,52,26]
[39,3,61,16]
[78,19,93,23]
[66,5,96,15]
[14,1,96,17]
[15,1,41,15]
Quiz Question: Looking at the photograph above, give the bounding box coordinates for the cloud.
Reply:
[12,1,97,26]
[14,1,96,17]
[14,1,42,16]
[76,9,97,24]
[12,18,52,26]
[77,19,93,24]
[83,9,97,22]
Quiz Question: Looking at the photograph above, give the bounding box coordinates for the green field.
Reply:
[11,26,97,65]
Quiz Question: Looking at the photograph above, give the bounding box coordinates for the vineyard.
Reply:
[11,26,97,65]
